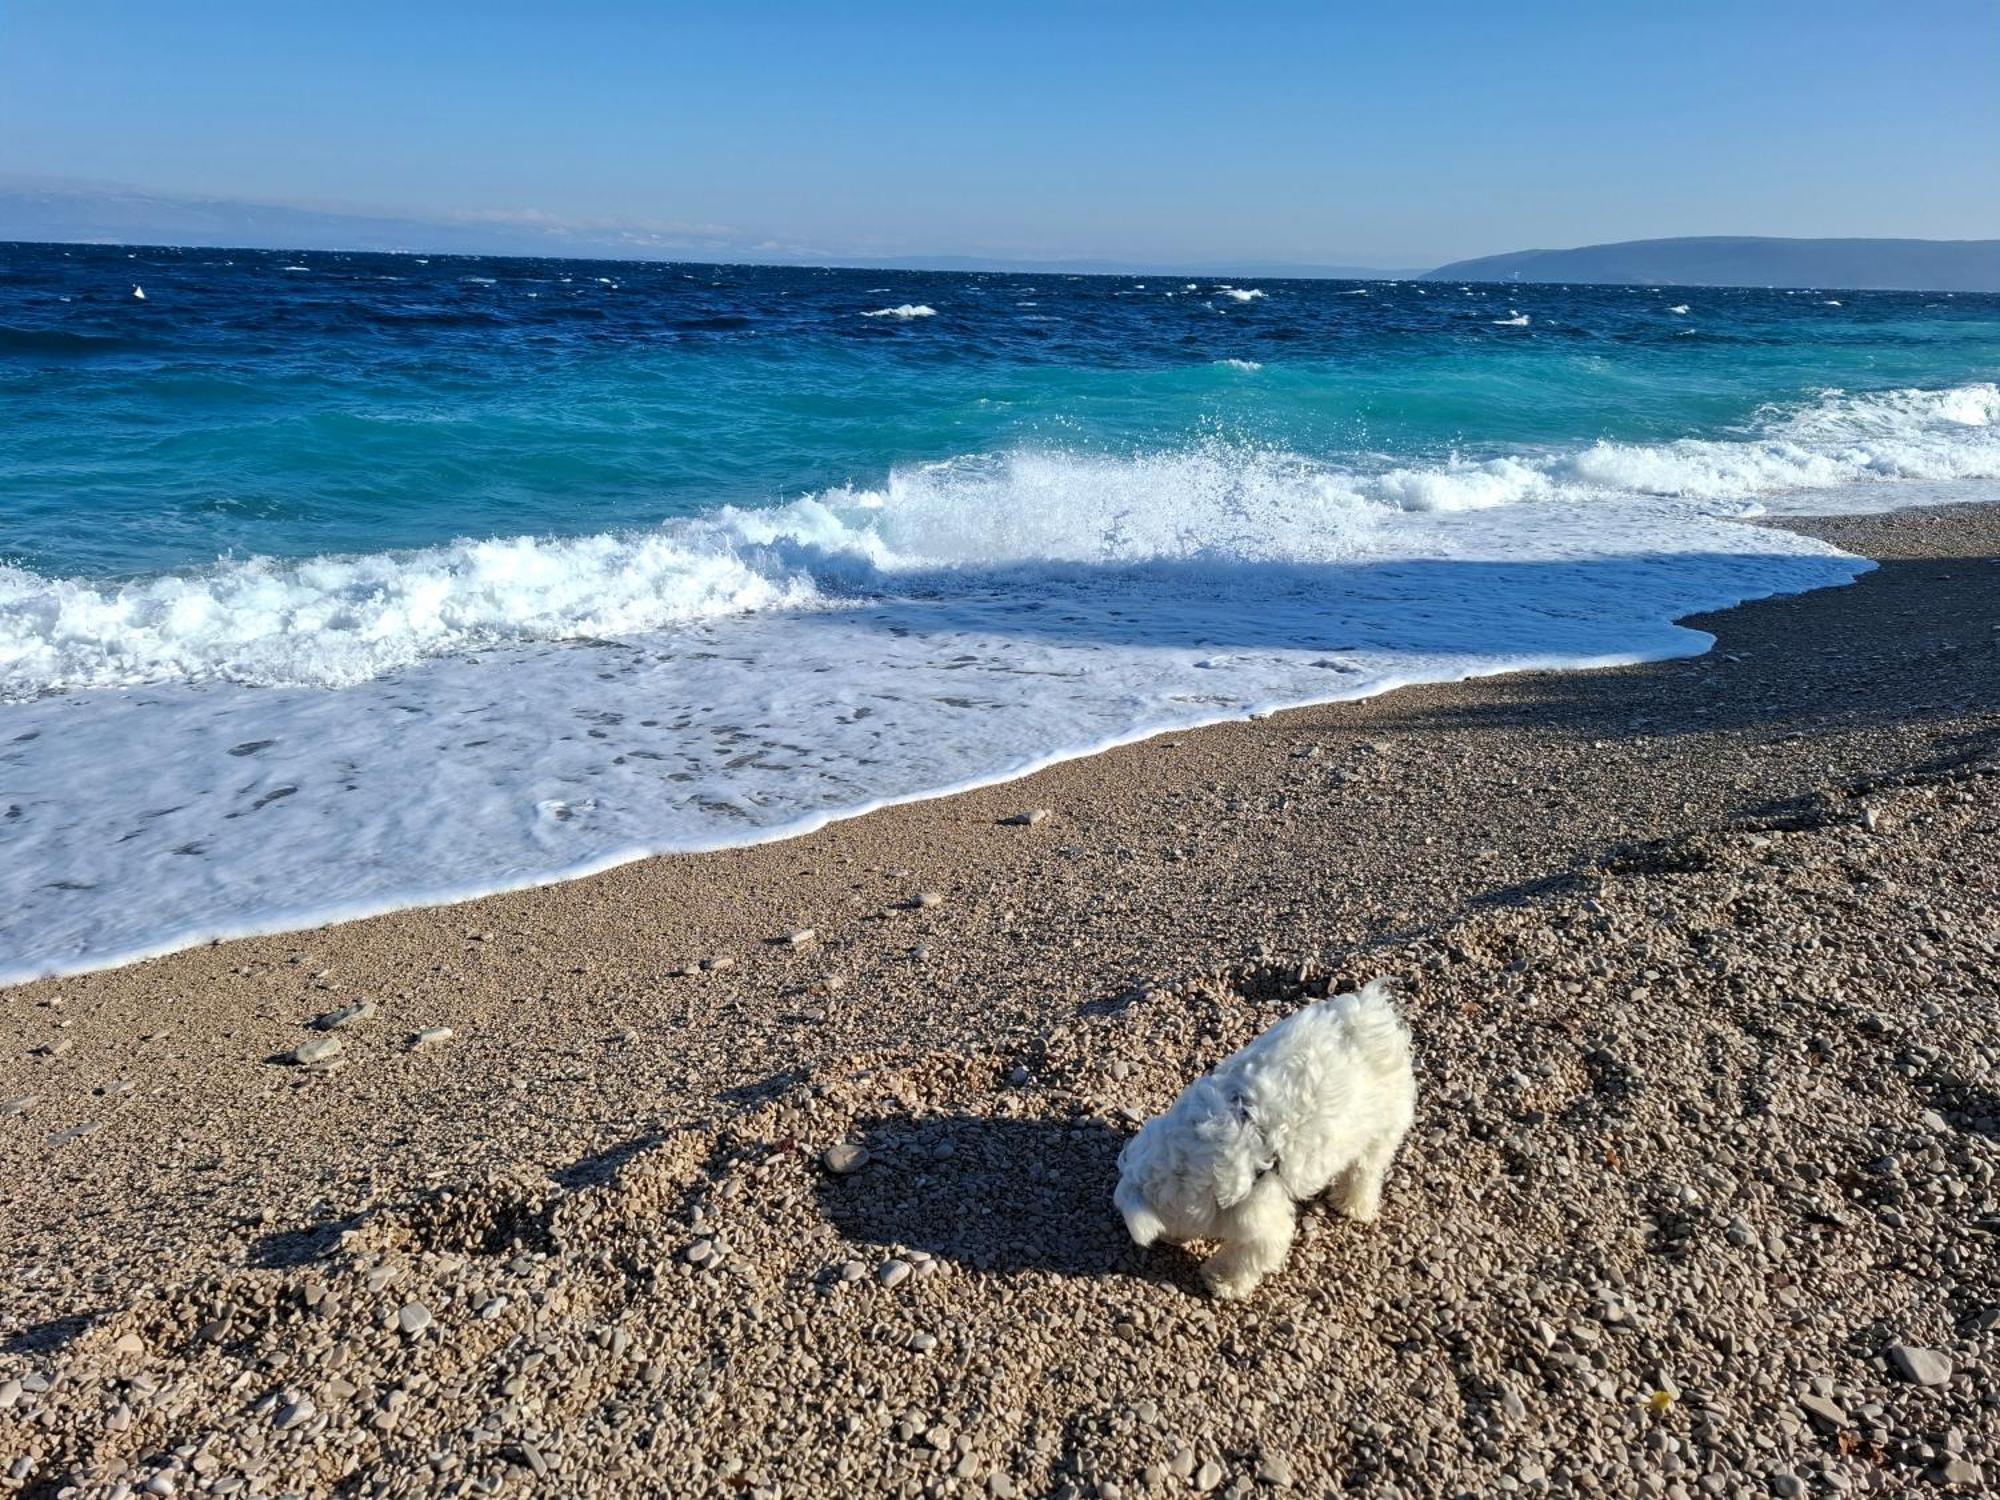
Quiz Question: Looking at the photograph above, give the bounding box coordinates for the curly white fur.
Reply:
[1113,977,1415,1299]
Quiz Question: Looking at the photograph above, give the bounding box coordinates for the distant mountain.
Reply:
[0,180,1415,279]
[0,182,752,261]
[1421,236,2000,292]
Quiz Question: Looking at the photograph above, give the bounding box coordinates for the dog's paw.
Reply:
[1201,1265,1262,1301]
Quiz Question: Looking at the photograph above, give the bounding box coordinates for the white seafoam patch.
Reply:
[1,382,1997,982]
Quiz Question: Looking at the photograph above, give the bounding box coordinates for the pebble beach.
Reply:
[2,502,1995,1498]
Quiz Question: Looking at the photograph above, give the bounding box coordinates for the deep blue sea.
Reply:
[3,241,1997,979]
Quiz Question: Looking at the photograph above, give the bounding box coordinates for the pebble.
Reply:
[1885,1344,1952,1386]
[1798,1393,1845,1431]
[313,1000,377,1031]
[877,1258,912,1288]
[781,927,816,947]
[1256,1452,1293,1488]
[2,1094,38,1117]
[821,1143,869,1176]
[46,1120,103,1147]
[412,1027,454,1048]
[916,891,945,909]
[285,1036,342,1067]
[1001,809,1051,826]
[397,1302,432,1336]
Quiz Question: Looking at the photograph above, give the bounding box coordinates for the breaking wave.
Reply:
[3,382,1995,699]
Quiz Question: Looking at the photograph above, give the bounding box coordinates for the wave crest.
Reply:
[3,382,1994,698]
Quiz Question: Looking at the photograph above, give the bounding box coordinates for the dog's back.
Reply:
[1229,977,1414,1193]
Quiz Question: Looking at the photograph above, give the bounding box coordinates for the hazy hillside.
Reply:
[1422,236,2000,292]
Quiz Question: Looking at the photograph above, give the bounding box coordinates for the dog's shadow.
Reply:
[815,1112,1196,1286]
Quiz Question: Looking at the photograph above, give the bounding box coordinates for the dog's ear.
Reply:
[1121,1200,1167,1247]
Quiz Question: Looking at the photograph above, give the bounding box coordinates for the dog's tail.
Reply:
[1338,976,1412,1072]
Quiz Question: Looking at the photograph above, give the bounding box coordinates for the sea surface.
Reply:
[3,242,1998,981]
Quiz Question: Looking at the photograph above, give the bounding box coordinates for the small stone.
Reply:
[916,891,945,909]
[35,1038,72,1058]
[46,1120,103,1147]
[313,1000,377,1031]
[143,1476,177,1497]
[988,1475,1017,1499]
[1,1094,36,1117]
[111,1331,146,1358]
[1255,1452,1292,1487]
[412,1027,453,1048]
[1799,1393,1846,1432]
[1195,1460,1225,1492]
[1769,1475,1804,1499]
[822,1143,869,1176]
[1885,1344,1952,1386]
[906,1332,937,1351]
[272,1395,316,1430]
[878,1258,912,1288]
[285,1036,342,1067]
[701,955,735,972]
[1001,808,1051,826]
[1932,1458,1980,1486]
[0,1380,20,1409]
[397,1303,432,1336]
[684,1239,715,1266]
[781,927,816,947]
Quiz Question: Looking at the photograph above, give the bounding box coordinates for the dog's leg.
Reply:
[1201,1174,1296,1300]
[1333,1134,1400,1223]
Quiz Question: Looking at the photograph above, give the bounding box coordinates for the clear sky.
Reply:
[2,0,1996,267]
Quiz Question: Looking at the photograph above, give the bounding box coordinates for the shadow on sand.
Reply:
[813,1111,1205,1290]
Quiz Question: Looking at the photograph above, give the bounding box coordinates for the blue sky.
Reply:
[2,0,1996,266]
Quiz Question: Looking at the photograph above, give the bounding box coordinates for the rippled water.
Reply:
[2,241,1996,980]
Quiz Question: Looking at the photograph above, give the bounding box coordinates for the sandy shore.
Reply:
[2,501,1996,1498]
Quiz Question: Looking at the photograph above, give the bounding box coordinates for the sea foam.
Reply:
[2,382,1997,982]
[2,383,1995,701]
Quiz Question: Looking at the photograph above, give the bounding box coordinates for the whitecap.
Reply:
[862,304,937,319]
[8,382,1998,983]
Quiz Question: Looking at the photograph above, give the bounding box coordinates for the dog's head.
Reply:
[1114,1082,1264,1248]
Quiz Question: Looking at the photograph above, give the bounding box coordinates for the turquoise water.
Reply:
[1,241,1996,980]
[5,244,1998,577]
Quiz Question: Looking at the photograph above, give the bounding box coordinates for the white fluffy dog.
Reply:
[1113,978,1415,1299]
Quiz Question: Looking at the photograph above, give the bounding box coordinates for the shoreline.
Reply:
[2,501,1995,1496]
[0,489,1935,991]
